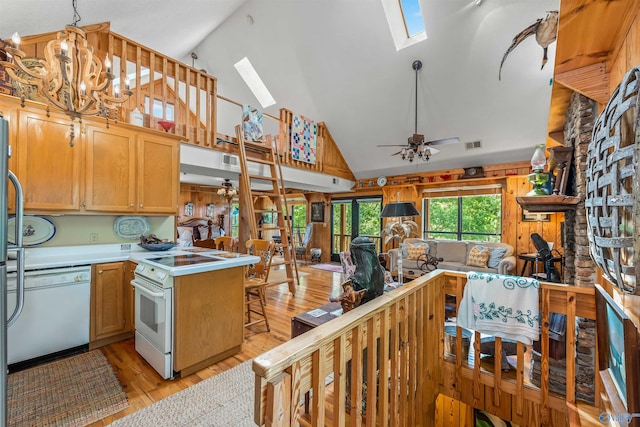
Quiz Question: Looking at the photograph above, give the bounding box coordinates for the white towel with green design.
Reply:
[457,272,540,345]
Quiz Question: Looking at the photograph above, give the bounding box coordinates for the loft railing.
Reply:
[251,270,598,426]
[106,30,216,147]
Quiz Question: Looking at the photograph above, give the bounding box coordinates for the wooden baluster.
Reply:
[149,51,155,129]
[333,335,347,427]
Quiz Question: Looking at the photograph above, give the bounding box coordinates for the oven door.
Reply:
[132,276,172,354]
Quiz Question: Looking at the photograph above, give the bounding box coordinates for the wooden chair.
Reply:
[244,239,275,332]
[215,236,237,252]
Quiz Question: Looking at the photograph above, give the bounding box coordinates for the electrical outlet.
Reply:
[121,244,131,251]
[89,233,99,244]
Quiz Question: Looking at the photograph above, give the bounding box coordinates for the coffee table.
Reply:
[291,302,342,338]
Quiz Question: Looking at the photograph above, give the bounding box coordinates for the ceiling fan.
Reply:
[377,60,459,162]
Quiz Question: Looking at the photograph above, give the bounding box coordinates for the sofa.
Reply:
[387,238,516,276]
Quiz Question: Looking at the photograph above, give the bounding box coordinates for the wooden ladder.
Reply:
[235,125,299,295]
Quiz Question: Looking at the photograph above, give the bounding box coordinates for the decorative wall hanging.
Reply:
[311,202,324,222]
[291,114,317,164]
[499,10,559,81]
[242,104,264,142]
[585,67,639,294]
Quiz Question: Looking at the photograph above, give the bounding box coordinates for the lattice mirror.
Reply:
[585,67,638,294]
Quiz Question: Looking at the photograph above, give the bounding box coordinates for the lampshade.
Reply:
[380,202,420,218]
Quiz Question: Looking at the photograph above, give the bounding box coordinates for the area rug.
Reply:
[8,350,128,427]
[110,360,255,426]
[309,263,343,273]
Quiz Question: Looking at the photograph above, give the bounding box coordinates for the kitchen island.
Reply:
[8,244,259,379]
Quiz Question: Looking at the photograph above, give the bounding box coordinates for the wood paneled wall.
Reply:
[305,192,332,263]
[608,10,640,99]
[178,184,232,232]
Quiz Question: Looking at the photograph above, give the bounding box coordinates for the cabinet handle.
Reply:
[98,270,103,274]
[139,204,143,208]
[130,204,134,207]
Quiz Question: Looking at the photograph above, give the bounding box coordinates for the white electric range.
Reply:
[131,250,258,379]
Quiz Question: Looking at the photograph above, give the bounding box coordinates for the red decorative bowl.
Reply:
[157,120,175,132]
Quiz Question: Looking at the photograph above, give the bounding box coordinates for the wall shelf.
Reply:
[516,196,580,212]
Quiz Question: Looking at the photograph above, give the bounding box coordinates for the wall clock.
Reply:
[460,167,485,179]
[377,176,387,187]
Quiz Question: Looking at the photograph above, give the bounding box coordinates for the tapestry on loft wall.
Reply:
[242,104,264,142]
[291,114,317,164]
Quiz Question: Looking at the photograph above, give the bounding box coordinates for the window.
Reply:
[290,204,307,245]
[381,0,427,51]
[423,195,502,242]
[144,96,174,120]
[234,57,276,108]
[230,203,239,238]
[400,0,425,37]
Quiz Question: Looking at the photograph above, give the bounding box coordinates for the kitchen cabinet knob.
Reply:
[98,270,103,274]
[130,204,134,207]
[139,204,143,208]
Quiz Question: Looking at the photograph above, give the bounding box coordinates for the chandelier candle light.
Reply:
[217,179,238,199]
[0,0,132,146]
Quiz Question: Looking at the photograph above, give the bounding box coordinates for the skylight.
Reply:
[382,0,427,51]
[400,0,425,37]
[233,57,276,108]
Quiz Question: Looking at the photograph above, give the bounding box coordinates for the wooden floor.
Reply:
[88,264,343,426]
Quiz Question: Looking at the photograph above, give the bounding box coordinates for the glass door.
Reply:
[331,200,352,261]
[330,197,382,261]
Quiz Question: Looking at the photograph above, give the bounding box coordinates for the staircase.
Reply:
[235,125,299,295]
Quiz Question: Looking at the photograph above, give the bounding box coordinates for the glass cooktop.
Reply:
[147,254,224,267]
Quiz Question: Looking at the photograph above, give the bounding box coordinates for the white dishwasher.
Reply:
[7,265,91,366]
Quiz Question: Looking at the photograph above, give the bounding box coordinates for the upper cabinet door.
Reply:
[84,125,136,212]
[136,134,179,214]
[17,110,82,211]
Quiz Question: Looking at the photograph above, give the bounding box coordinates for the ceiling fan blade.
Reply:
[391,150,403,156]
[427,137,460,146]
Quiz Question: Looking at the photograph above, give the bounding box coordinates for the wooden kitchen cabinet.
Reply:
[173,267,244,376]
[136,134,179,213]
[84,125,137,212]
[91,262,129,344]
[2,95,181,215]
[16,109,82,211]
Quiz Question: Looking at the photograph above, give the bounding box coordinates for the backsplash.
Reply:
[25,215,175,247]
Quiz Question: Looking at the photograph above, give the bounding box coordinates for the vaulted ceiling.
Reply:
[1,0,559,180]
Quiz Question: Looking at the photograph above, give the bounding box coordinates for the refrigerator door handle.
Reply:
[7,248,24,327]
[7,170,24,249]
[7,170,25,326]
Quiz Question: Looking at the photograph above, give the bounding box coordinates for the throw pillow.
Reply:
[466,245,491,268]
[407,243,428,260]
[487,247,508,269]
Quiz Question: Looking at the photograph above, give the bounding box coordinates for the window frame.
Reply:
[422,194,502,241]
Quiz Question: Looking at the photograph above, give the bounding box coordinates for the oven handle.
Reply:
[131,280,165,298]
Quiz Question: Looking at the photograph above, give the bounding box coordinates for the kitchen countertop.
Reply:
[6,244,259,275]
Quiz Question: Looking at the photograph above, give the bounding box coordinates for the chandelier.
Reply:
[217,179,237,199]
[0,0,132,146]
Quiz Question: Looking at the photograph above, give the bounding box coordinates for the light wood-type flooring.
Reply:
[89,264,343,426]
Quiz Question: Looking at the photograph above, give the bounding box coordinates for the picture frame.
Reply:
[184,202,194,217]
[206,203,215,218]
[261,212,273,224]
[595,284,640,417]
[521,210,550,222]
[311,202,324,223]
